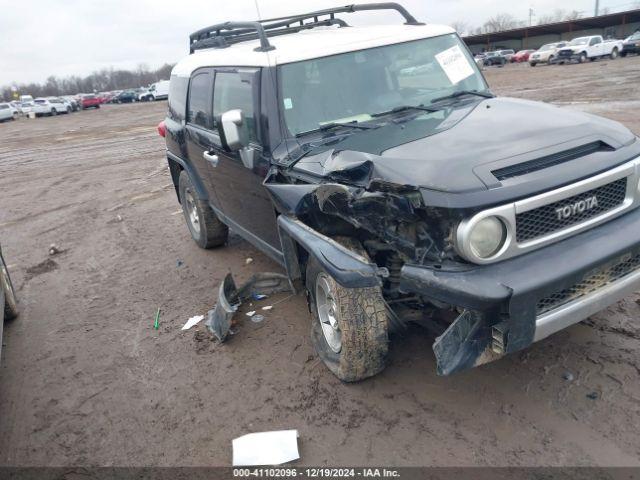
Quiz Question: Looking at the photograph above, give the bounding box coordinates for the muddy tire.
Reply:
[610,48,618,60]
[306,237,389,382]
[1,249,19,321]
[579,52,588,63]
[178,170,228,249]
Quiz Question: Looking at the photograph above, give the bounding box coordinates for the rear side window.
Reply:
[188,71,212,129]
[213,71,257,141]
[0,104,8,110]
[168,75,188,121]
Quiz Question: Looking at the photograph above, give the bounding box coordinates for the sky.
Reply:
[0,0,633,85]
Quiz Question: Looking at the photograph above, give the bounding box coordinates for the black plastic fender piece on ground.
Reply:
[206,272,293,342]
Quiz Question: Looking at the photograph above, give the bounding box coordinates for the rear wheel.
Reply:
[178,171,228,249]
[306,237,389,382]
[1,250,19,321]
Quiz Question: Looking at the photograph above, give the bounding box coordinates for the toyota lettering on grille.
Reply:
[555,196,599,220]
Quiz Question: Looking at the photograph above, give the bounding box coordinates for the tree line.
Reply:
[1,63,174,101]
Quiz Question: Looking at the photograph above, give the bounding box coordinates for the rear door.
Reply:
[184,68,223,211]
[206,68,281,256]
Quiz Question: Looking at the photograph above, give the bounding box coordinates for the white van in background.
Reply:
[139,80,170,101]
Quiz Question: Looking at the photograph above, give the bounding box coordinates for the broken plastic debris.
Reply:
[252,293,268,301]
[49,244,62,256]
[245,257,254,265]
[153,308,160,330]
[246,311,256,317]
[251,314,265,323]
[206,273,293,342]
[182,315,204,331]
[232,430,300,466]
[262,305,273,311]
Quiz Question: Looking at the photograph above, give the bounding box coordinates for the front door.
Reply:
[183,68,223,211]
[206,68,281,257]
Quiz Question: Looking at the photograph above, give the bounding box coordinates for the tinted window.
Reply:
[168,75,188,121]
[213,71,256,141]
[0,104,9,110]
[188,71,212,129]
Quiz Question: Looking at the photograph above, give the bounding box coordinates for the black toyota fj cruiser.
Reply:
[160,3,640,381]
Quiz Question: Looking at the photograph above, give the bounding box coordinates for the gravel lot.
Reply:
[1,56,639,467]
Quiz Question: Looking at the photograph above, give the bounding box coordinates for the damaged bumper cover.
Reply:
[400,207,640,375]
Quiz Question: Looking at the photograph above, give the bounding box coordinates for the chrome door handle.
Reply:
[203,151,219,167]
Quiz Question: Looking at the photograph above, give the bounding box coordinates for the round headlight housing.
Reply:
[468,217,507,259]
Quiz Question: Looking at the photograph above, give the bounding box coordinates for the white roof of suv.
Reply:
[172,24,455,77]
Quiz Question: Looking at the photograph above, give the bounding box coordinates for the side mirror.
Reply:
[221,109,249,152]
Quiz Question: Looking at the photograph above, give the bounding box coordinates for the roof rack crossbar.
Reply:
[189,2,424,54]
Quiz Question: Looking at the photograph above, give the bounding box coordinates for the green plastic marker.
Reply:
[154,308,160,330]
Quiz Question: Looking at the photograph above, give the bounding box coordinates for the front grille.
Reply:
[516,178,627,242]
[537,253,640,316]
[559,50,573,57]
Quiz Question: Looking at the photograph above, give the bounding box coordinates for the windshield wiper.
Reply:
[295,121,377,138]
[371,104,441,117]
[431,90,494,104]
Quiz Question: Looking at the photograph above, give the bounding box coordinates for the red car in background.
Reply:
[81,94,101,109]
[512,49,536,63]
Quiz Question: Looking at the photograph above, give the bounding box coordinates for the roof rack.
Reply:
[189,2,424,53]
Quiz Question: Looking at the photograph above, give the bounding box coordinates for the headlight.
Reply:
[468,217,507,259]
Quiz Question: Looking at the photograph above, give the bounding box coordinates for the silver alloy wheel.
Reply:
[315,273,341,353]
[1,259,17,314]
[184,189,200,235]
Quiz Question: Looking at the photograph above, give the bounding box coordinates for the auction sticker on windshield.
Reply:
[435,45,474,85]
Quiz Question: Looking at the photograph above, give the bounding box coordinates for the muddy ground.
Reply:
[1,56,639,467]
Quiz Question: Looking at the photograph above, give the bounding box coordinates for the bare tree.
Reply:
[450,21,470,35]
[483,13,518,33]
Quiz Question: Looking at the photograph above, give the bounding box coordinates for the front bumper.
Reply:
[623,44,640,54]
[399,206,640,374]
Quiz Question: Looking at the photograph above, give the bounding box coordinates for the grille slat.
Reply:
[516,178,627,243]
[537,253,640,316]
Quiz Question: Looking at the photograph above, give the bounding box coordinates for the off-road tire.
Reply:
[306,237,389,382]
[1,250,19,321]
[178,170,228,249]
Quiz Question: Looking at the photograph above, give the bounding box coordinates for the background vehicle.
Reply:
[556,35,624,63]
[529,42,568,66]
[116,90,138,103]
[62,96,80,112]
[20,101,35,115]
[1,244,19,360]
[19,94,33,103]
[9,101,23,116]
[621,31,640,56]
[0,103,16,122]
[474,53,485,68]
[163,3,640,382]
[33,97,70,116]
[483,51,507,66]
[81,94,101,109]
[497,49,516,62]
[139,80,170,101]
[512,49,535,63]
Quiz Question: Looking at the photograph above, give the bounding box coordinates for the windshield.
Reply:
[627,32,640,41]
[539,44,555,51]
[279,33,487,136]
[569,37,589,46]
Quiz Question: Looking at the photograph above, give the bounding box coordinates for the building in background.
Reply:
[463,9,640,53]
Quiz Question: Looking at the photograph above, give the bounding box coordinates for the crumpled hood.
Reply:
[292,97,636,194]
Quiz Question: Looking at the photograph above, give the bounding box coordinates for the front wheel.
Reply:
[610,48,619,60]
[579,52,588,63]
[306,238,389,382]
[178,170,228,249]
[621,51,628,57]
[50,108,57,116]
[1,249,19,321]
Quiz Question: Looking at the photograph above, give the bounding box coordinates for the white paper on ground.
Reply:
[435,45,474,85]
[181,315,204,330]
[232,430,300,466]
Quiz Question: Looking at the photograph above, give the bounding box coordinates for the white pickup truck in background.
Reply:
[556,35,624,63]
